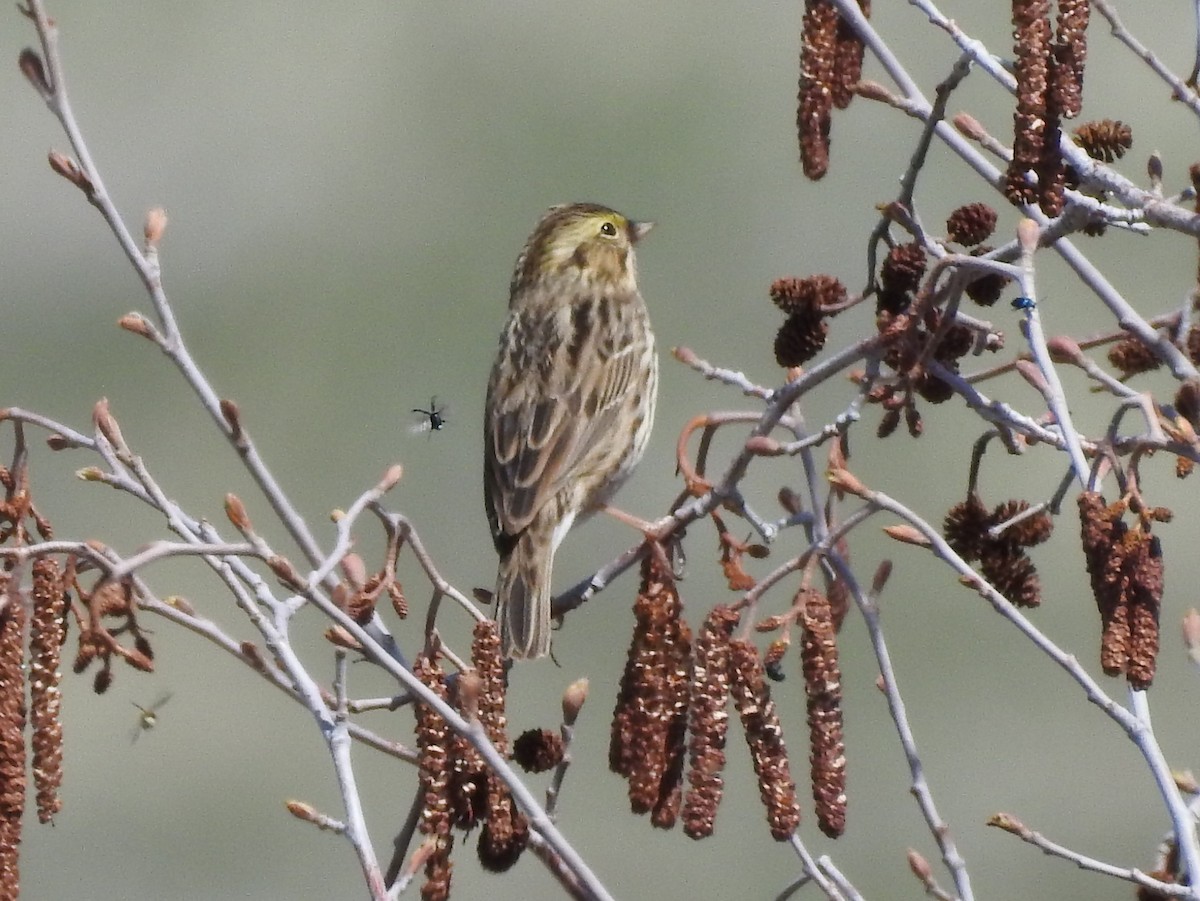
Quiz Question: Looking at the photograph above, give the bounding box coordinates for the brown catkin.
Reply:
[915,367,956,405]
[774,311,829,368]
[880,243,927,295]
[477,800,528,874]
[877,407,901,439]
[477,772,528,873]
[652,603,693,831]
[0,591,26,901]
[29,557,65,824]
[467,621,527,868]
[1077,492,1132,676]
[965,246,1011,306]
[682,605,739,839]
[1126,535,1163,690]
[421,835,454,901]
[946,203,998,247]
[932,323,974,363]
[1073,119,1131,163]
[992,500,1054,547]
[609,620,644,779]
[798,1,838,179]
[445,676,486,831]
[1052,0,1089,120]
[1038,68,1066,216]
[442,621,507,831]
[471,620,508,755]
[729,640,801,840]
[414,654,452,840]
[1108,337,1161,377]
[614,547,692,821]
[801,590,846,837]
[511,729,564,773]
[979,545,1043,608]
[831,2,869,109]
[1100,590,1132,676]
[445,726,487,832]
[769,276,846,315]
[412,656,462,900]
[1007,0,1052,206]
[947,496,1048,607]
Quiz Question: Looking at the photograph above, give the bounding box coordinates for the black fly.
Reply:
[410,397,448,435]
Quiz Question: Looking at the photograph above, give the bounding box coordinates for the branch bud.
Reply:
[1046,335,1085,365]
[164,595,196,615]
[1183,608,1200,666]
[671,346,697,365]
[47,150,93,195]
[745,435,783,456]
[286,800,317,821]
[777,486,803,515]
[883,524,931,546]
[267,555,305,590]
[240,641,265,671]
[324,625,362,651]
[93,398,128,453]
[906,848,933,884]
[117,312,154,339]
[378,463,403,493]
[143,207,167,248]
[1016,218,1041,254]
[828,467,869,498]
[19,48,49,93]
[340,553,367,589]
[285,799,344,833]
[562,677,589,726]
[853,79,894,103]
[1173,769,1200,795]
[220,398,242,439]
[1147,151,1163,187]
[871,559,894,595]
[986,812,1025,835]
[224,493,252,533]
[1014,358,1049,394]
[47,150,78,181]
[456,671,482,721]
[952,112,988,141]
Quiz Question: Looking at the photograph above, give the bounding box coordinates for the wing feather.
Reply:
[485,298,637,541]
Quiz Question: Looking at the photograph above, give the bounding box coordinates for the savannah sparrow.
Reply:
[484,203,659,659]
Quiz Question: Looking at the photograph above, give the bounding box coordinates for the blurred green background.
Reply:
[4,2,1200,898]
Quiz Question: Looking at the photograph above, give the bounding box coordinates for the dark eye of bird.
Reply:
[599,221,617,237]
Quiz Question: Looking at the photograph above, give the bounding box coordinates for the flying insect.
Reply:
[130,692,173,743]
[410,397,448,435]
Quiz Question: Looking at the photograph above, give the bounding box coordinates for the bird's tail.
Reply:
[495,530,555,659]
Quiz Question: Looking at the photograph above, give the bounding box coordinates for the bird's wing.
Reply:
[484,300,639,541]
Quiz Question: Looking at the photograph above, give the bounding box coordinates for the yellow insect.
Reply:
[130,692,172,743]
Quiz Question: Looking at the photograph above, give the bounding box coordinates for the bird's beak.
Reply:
[629,220,655,243]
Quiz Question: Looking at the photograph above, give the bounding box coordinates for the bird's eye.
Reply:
[599,221,617,237]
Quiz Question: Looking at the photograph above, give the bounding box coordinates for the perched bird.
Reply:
[484,203,659,659]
